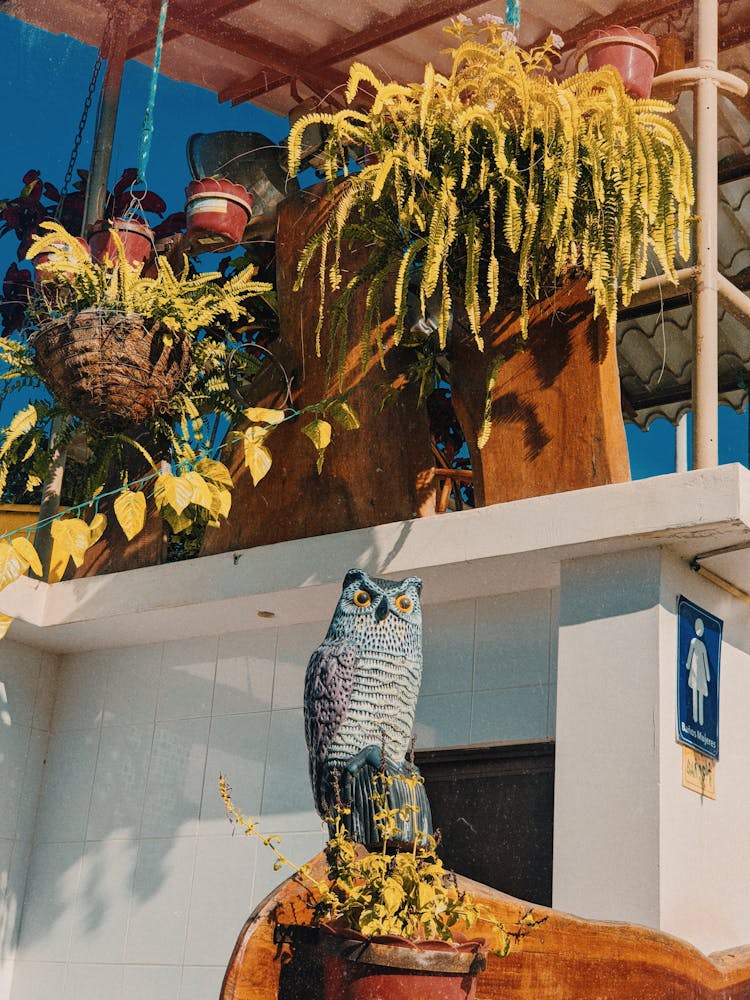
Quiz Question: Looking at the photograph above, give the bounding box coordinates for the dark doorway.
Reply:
[415,740,555,906]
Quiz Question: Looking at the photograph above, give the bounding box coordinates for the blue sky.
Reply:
[1,12,747,481]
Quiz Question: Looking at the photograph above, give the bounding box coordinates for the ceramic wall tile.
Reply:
[260,709,316,828]
[62,962,124,1000]
[52,653,107,732]
[0,722,30,839]
[15,727,48,845]
[421,599,476,696]
[32,651,59,731]
[157,637,218,722]
[141,717,210,838]
[16,841,84,962]
[0,642,41,728]
[183,835,256,967]
[200,712,269,834]
[125,837,197,965]
[213,631,275,717]
[414,691,472,749]
[33,729,99,844]
[470,684,550,744]
[122,963,181,1000]
[474,590,552,691]
[103,645,162,726]
[272,622,324,711]
[178,964,225,1000]
[5,961,67,999]
[68,837,138,963]
[86,725,152,841]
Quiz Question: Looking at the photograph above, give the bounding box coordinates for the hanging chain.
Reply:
[55,10,114,222]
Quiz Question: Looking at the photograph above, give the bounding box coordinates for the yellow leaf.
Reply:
[243,407,285,426]
[10,536,42,577]
[241,427,273,486]
[195,458,234,489]
[154,472,194,515]
[207,482,232,520]
[50,518,92,569]
[88,512,107,546]
[114,490,147,541]
[302,418,332,451]
[0,613,12,639]
[0,404,37,460]
[182,471,214,511]
[329,401,361,430]
[161,506,194,534]
[0,541,24,590]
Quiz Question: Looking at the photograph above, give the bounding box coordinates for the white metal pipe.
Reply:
[675,411,689,472]
[716,272,750,328]
[652,66,748,98]
[626,266,698,311]
[692,0,720,469]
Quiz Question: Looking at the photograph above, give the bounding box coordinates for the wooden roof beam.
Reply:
[219,0,498,105]
[127,0,259,59]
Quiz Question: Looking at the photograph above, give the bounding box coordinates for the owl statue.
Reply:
[304,568,433,846]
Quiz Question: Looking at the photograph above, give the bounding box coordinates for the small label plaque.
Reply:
[682,745,716,799]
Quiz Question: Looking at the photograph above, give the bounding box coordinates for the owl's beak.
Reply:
[375,596,389,622]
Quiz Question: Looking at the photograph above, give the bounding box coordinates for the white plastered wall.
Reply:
[0,641,58,1000]
[6,587,557,1000]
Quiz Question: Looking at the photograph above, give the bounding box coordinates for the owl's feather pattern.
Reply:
[304,641,357,815]
[303,568,433,845]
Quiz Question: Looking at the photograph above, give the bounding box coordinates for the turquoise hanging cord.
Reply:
[135,0,169,188]
[506,0,520,29]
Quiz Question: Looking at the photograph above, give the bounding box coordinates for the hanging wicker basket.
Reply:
[30,307,191,431]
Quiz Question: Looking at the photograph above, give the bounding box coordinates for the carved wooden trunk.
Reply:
[200,186,436,555]
[448,275,630,508]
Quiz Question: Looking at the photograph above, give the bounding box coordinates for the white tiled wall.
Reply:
[0,641,59,1000]
[8,586,557,998]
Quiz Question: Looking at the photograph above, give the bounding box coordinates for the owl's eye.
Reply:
[395,595,413,613]
[353,590,372,607]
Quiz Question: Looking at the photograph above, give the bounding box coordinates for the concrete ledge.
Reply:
[6,465,750,651]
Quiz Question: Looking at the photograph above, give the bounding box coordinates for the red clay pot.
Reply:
[321,926,486,1000]
[576,26,660,99]
[33,237,90,290]
[185,177,254,251]
[88,218,154,267]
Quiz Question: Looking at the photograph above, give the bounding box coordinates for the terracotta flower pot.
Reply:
[576,26,660,99]
[88,218,154,267]
[320,926,486,1000]
[185,177,254,251]
[32,237,90,290]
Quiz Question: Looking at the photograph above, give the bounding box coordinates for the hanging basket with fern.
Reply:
[24,221,268,431]
[30,308,191,431]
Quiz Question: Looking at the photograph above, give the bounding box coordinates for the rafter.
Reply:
[119,1,350,99]
[127,0,259,59]
[218,0,499,105]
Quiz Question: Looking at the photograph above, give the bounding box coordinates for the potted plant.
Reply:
[185,176,254,251]
[219,772,512,1000]
[279,16,693,506]
[576,26,660,99]
[26,220,265,430]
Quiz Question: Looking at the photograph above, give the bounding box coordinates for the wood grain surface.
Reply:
[220,852,750,1000]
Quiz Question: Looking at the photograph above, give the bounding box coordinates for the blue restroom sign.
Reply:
[677,596,722,760]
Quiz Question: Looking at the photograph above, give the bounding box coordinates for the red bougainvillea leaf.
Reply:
[22,169,41,186]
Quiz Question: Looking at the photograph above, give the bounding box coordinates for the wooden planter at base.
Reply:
[200,185,436,555]
[448,276,630,507]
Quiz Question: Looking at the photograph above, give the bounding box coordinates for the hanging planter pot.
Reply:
[576,26,660,99]
[32,237,90,291]
[320,926,487,1000]
[185,177,254,251]
[88,217,155,267]
[29,307,191,431]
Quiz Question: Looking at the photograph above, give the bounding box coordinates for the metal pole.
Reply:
[691,0,720,468]
[34,9,130,580]
[676,411,689,472]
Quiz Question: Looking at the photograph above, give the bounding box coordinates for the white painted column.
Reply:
[675,412,689,472]
[553,548,662,926]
